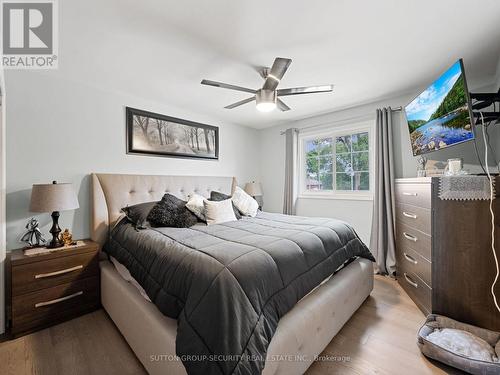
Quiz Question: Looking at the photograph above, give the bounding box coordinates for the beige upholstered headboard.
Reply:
[91,173,237,247]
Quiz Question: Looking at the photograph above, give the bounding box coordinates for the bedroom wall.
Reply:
[4,71,260,251]
[258,79,499,245]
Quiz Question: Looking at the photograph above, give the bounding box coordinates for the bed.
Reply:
[91,173,374,375]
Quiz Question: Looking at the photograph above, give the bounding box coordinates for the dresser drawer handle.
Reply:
[34,265,83,279]
[402,211,417,219]
[402,192,418,196]
[403,232,418,242]
[404,252,418,265]
[34,291,83,308]
[404,273,418,288]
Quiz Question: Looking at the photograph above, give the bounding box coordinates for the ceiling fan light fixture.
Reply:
[256,89,277,112]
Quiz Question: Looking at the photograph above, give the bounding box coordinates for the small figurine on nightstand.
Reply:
[20,218,46,248]
[60,229,77,246]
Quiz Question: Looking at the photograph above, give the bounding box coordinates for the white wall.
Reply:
[5,71,260,250]
[258,77,499,245]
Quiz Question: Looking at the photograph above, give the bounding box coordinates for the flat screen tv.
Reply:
[405,59,474,156]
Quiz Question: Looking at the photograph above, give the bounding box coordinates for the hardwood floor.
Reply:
[0,276,463,375]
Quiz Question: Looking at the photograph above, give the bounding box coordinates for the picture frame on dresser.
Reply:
[126,107,219,160]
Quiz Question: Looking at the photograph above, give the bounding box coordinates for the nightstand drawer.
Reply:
[12,276,99,334]
[12,251,99,296]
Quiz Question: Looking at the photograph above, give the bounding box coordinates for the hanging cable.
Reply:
[480,112,500,313]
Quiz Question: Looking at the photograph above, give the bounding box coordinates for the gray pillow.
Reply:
[121,201,157,227]
[210,191,241,219]
[147,194,198,228]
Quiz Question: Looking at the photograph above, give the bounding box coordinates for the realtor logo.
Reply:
[2,0,58,69]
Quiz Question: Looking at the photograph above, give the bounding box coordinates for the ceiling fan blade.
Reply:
[201,79,256,94]
[224,96,255,109]
[262,58,292,91]
[277,85,334,96]
[276,99,291,112]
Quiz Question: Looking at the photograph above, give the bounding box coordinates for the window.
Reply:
[299,122,373,199]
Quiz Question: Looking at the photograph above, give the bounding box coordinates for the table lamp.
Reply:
[30,181,79,248]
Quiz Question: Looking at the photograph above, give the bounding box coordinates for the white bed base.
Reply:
[101,258,373,375]
[91,173,374,375]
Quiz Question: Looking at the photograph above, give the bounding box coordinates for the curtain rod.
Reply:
[280,106,402,135]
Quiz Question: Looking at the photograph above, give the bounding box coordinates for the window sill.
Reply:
[298,193,373,201]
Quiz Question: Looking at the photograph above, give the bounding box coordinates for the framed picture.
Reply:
[126,107,219,160]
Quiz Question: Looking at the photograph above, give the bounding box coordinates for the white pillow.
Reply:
[203,199,237,225]
[232,186,259,217]
[186,193,207,221]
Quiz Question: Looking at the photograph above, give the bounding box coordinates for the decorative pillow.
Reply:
[121,201,157,226]
[186,193,207,221]
[147,194,198,228]
[232,186,259,217]
[210,191,242,220]
[203,199,237,225]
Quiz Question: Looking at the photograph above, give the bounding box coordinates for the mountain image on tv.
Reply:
[405,60,474,156]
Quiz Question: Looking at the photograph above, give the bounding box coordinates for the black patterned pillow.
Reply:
[147,194,198,228]
[210,191,241,219]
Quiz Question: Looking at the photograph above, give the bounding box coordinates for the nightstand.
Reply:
[6,240,101,337]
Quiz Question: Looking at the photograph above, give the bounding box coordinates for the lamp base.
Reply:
[47,211,64,249]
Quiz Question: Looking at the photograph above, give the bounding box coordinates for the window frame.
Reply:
[298,121,374,201]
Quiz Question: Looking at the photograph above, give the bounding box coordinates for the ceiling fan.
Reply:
[201,57,334,112]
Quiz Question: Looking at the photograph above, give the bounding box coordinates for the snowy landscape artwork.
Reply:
[126,107,219,159]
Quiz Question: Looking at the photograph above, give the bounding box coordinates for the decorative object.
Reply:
[210,191,241,219]
[417,156,427,177]
[126,107,218,160]
[146,194,198,228]
[30,181,79,249]
[444,158,467,176]
[203,199,237,225]
[20,218,46,248]
[60,229,76,246]
[244,181,263,209]
[201,57,333,112]
[185,193,207,221]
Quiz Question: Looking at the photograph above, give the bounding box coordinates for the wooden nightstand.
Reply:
[5,240,101,337]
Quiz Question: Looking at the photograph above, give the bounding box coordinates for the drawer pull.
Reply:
[404,252,418,265]
[404,273,418,288]
[402,192,418,196]
[402,211,417,219]
[34,265,83,279]
[35,291,83,308]
[403,232,418,242]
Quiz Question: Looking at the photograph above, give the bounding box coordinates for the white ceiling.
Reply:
[57,0,500,129]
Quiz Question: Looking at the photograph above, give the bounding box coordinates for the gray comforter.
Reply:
[103,211,374,375]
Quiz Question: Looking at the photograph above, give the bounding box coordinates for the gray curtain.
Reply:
[370,108,396,275]
[283,128,299,215]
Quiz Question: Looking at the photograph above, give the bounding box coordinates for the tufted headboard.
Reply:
[91,173,237,247]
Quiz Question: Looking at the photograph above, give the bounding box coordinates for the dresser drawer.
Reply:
[12,251,99,296]
[397,269,431,315]
[397,247,431,287]
[396,222,432,261]
[395,183,431,209]
[12,276,100,334]
[396,203,431,235]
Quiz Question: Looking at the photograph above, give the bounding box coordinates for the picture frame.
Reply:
[126,107,219,160]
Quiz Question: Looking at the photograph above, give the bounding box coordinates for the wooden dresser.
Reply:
[395,177,500,331]
[5,240,101,337]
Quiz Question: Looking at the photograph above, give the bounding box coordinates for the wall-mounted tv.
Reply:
[405,59,474,156]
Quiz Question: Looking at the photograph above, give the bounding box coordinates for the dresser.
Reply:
[5,240,101,337]
[395,177,500,331]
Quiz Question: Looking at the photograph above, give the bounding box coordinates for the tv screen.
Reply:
[405,59,474,156]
